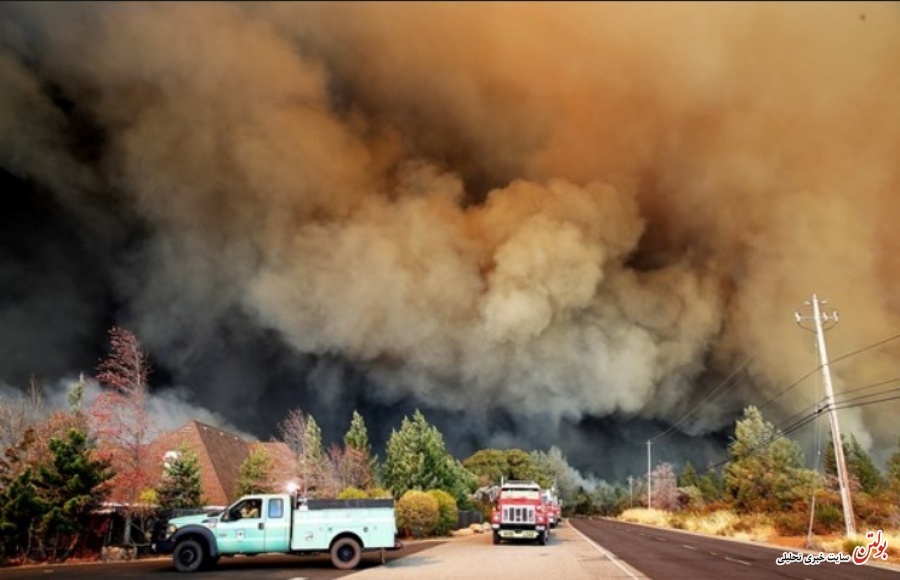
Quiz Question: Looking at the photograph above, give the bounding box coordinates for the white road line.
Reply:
[725,557,752,566]
[570,525,643,580]
[682,544,696,550]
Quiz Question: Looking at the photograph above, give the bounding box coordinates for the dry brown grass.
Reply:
[617,508,900,567]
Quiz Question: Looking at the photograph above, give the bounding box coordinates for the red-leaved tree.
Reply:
[87,327,155,547]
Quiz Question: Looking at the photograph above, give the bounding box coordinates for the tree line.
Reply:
[589,405,900,537]
[3,327,900,564]
[0,327,577,564]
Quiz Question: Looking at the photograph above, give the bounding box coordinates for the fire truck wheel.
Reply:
[492,531,501,545]
[538,531,547,546]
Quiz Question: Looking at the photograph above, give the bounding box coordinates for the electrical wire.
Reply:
[650,358,752,444]
[759,332,900,412]
[703,393,900,471]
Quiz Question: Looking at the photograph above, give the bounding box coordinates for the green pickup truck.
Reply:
[153,493,401,572]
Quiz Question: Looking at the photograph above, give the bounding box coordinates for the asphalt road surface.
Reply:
[569,517,900,580]
[0,542,439,580]
[3,520,897,580]
[0,525,643,580]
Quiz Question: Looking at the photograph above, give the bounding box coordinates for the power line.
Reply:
[759,332,900,412]
[650,358,752,444]
[829,332,900,365]
[703,392,900,471]
[833,377,900,402]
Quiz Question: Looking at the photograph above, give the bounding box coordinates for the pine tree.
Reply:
[156,445,203,510]
[698,468,724,502]
[678,461,699,489]
[302,416,328,496]
[824,433,884,495]
[235,447,275,497]
[341,411,376,490]
[381,410,467,505]
[0,468,42,561]
[33,429,113,561]
[724,405,814,512]
[531,446,580,505]
[888,437,900,497]
[344,411,371,457]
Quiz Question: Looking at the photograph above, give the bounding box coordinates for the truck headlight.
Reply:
[164,524,178,539]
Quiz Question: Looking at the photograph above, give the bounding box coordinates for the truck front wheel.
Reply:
[492,531,501,545]
[537,531,547,546]
[173,539,206,572]
[330,537,362,570]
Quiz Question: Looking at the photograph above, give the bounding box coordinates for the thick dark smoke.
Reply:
[2,2,899,481]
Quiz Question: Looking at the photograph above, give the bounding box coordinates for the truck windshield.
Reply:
[501,490,541,500]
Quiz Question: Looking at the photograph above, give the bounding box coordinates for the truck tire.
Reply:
[330,537,362,570]
[492,531,501,545]
[537,531,547,546]
[173,539,205,572]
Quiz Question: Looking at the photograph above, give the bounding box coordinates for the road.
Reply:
[0,525,644,580]
[0,542,439,580]
[569,517,900,580]
[2,520,897,579]
[348,524,645,580]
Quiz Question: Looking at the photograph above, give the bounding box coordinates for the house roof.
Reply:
[149,421,297,507]
[151,420,250,507]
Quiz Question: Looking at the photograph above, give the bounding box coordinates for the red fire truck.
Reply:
[490,480,550,545]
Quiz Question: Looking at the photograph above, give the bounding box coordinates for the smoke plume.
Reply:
[1,2,899,480]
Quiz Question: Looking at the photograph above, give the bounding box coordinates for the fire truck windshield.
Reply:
[501,490,541,500]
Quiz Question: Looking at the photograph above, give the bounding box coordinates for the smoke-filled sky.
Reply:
[2,2,899,481]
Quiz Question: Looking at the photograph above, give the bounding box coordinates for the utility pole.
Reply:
[628,476,634,508]
[647,440,652,509]
[795,294,856,537]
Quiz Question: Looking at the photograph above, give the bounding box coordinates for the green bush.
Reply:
[396,490,439,539]
[814,503,844,534]
[427,489,458,536]
[337,486,369,500]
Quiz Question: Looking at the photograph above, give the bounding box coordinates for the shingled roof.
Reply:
[150,421,297,507]
[151,420,250,507]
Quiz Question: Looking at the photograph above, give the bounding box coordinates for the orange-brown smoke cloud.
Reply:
[2,2,900,465]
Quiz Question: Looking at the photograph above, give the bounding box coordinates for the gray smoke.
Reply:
[1,2,899,480]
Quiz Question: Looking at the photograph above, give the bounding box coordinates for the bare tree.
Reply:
[0,377,44,456]
[328,444,373,493]
[650,462,679,511]
[87,327,155,547]
[277,407,308,459]
[275,407,332,497]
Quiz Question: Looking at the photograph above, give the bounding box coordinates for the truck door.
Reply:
[216,498,266,554]
[263,497,290,552]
